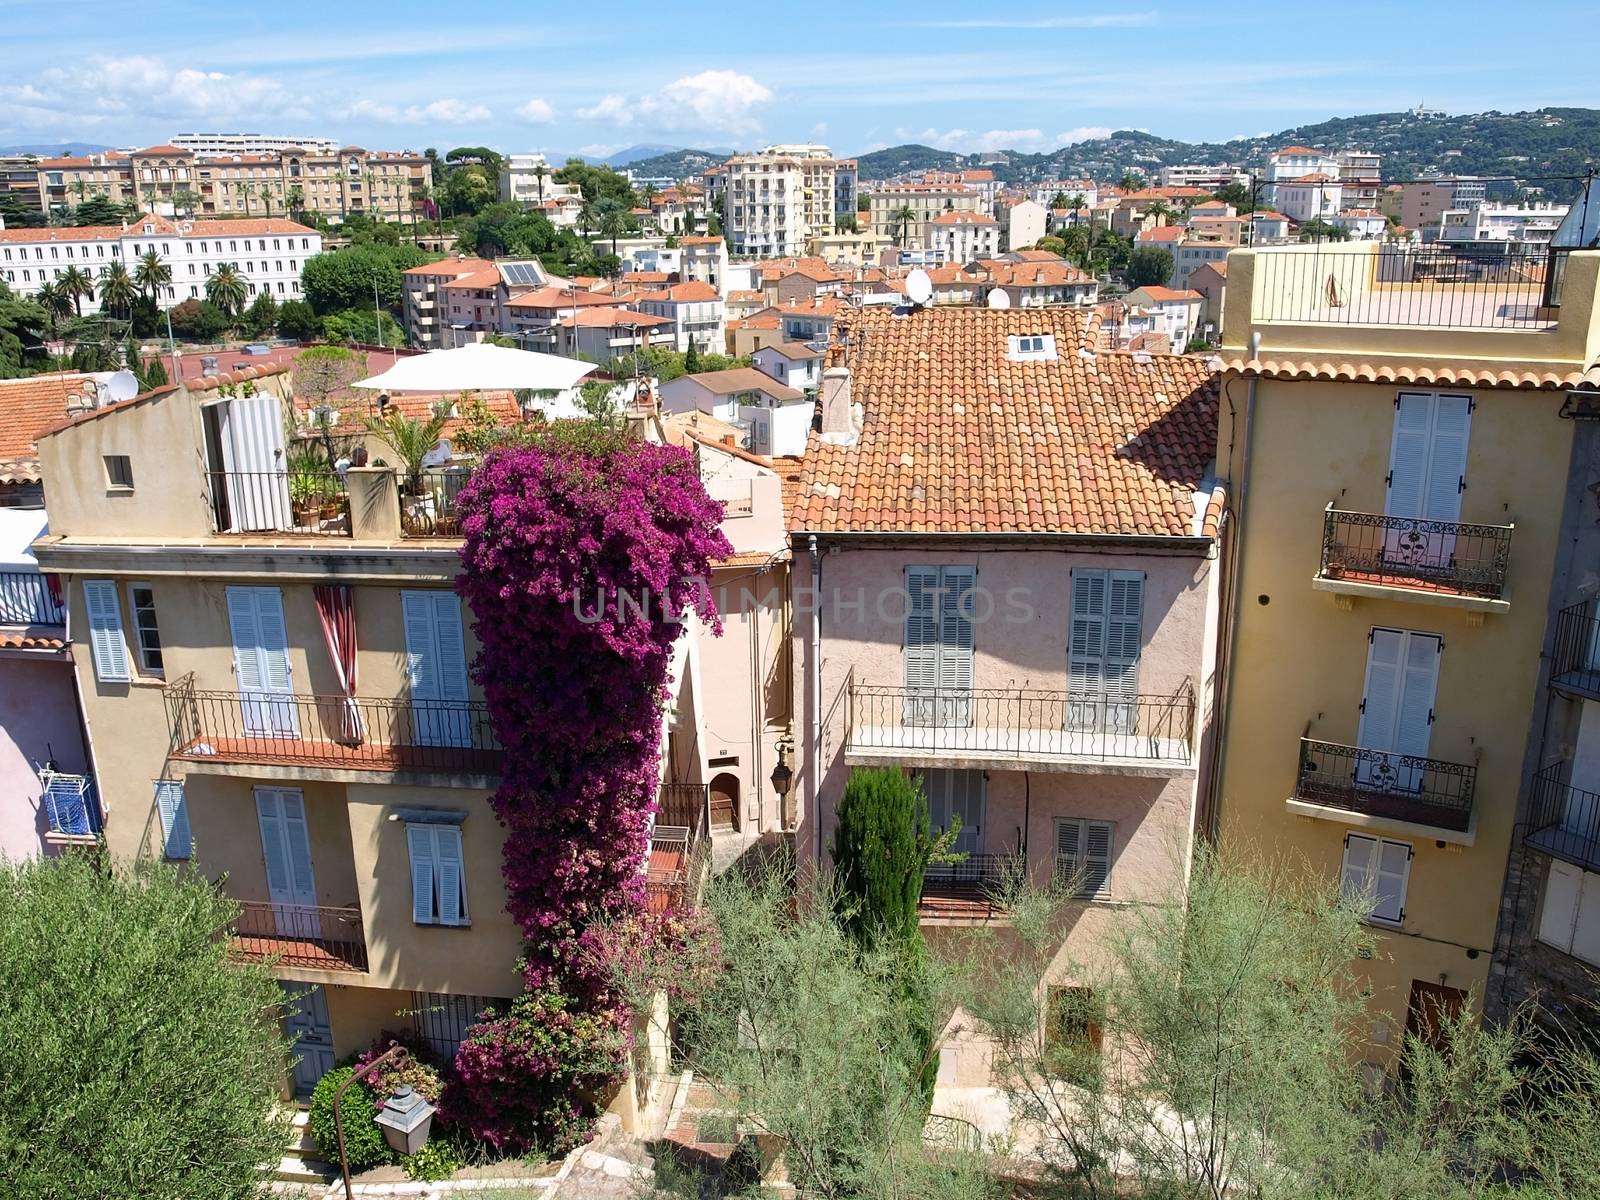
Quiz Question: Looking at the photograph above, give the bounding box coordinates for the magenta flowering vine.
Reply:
[441,430,730,1153]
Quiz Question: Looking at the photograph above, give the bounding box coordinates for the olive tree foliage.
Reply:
[958,849,1600,1200]
[610,857,997,1200]
[0,852,293,1200]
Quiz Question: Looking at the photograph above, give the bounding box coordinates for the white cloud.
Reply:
[515,98,556,124]
[578,143,625,158]
[347,97,490,125]
[893,126,1113,154]
[577,70,773,136]
[17,55,302,128]
[892,12,1157,28]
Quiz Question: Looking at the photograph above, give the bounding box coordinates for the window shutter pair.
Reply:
[1340,833,1412,924]
[1055,819,1114,897]
[82,580,129,683]
[407,824,468,926]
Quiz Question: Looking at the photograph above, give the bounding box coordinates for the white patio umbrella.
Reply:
[352,341,595,393]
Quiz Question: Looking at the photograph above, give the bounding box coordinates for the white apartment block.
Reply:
[171,133,341,156]
[1335,150,1383,208]
[1436,201,1569,246]
[1264,145,1340,205]
[1030,180,1098,208]
[499,154,582,206]
[1159,164,1250,190]
[0,215,320,311]
[924,211,1000,262]
[634,281,726,353]
[1275,175,1343,224]
[722,146,858,259]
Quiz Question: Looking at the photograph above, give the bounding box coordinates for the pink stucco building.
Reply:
[789,306,1226,1086]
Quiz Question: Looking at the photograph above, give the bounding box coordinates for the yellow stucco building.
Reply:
[1214,241,1600,1062]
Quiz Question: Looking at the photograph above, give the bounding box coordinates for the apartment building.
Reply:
[1385,177,1490,235]
[791,305,1225,1087]
[866,183,984,245]
[498,153,576,206]
[0,374,95,861]
[400,257,496,350]
[1160,164,1251,191]
[27,144,428,222]
[1336,150,1383,210]
[1435,201,1568,247]
[172,133,342,156]
[25,359,780,1106]
[720,145,858,259]
[924,211,1000,262]
[0,215,320,311]
[1275,175,1343,224]
[679,235,728,292]
[1214,241,1600,1064]
[1263,145,1340,204]
[634,281,727,353]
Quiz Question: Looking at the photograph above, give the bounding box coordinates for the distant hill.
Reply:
[853,109,1600,199]
[0,142,115,158]
[616,147,731,179]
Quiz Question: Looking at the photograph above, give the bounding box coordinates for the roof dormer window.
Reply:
[1007,333,1057,362]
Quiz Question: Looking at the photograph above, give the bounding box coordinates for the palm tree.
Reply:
[134,249,171,305]
[286,184,305,221]
[71,178,88,209]
[1067,192,1086,225]
[891,204,917,247]
[1146,199,1174,226]
[35,281,72,335]
[364,169,380,220]
[577,200,598,239]
[240,183,254,218]
[206,262,249,319]
[362,405,451,497]
[533,161,549,204]
[59,266,95,316]
[596,198,627,255]
[170,188,198,219]
[98,261,137,319]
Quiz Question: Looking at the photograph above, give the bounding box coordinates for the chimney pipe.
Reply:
[819,366,857,445]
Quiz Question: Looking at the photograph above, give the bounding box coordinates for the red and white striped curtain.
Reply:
[314,585,363,743]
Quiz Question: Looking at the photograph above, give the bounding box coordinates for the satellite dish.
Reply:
[986,288,1011,310]
[905,268,934,306]
[103,370,140,403]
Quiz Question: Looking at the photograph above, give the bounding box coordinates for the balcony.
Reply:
[0,571,65,625]
[1290,736,1477,836]
[1248,243,1564,331]
[165,674,501,777]
[1550,602,1600,700]
[1526,763,1600,873]
[1315,506,1513,610]
[920,853,1012,919]
[207,469,351,537]
[230,902,368,973]
[845,685,1195,775]
[398,469,472,537]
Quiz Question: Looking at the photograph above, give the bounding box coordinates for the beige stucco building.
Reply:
[1214,242,1600,1064]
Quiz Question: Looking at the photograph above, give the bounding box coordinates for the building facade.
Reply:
[720,146,858,260]
[1214,242,1600,1066]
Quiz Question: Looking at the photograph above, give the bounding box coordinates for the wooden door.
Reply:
[709,772,739,831]
[1404,979,1466,1053]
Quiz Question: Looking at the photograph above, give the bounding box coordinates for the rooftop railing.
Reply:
[0,571,64,625]
[1526,763,1600,873]
[207,469,351,537]
[1251,244,1566,331]
[398,467,473,537]
[1318,506,1514,601]
[1550,601,1600,700]
[1293,736,1476,833]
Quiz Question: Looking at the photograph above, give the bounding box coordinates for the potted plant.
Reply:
[286,448,328,525]
[362,403,451,520]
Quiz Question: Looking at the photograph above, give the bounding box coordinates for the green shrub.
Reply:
[402,1137,464,1181]
[307,1067,396,1172]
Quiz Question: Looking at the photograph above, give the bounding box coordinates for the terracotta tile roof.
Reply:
[775,456,806,527]
[1285,173,1336,184]
[621,271,671,284]
[761,341,823,361]
[0,217,315,244]
[37,364,290,442]
[987,261,1094,288]
[680,236,724,246]
[1275,145,1324,156]
[132,145,192,157]
[727,289,765,304]
[678,368,802,401]
[1251,210,1291,221]
[639,281,721,303]
[931,211,997,225]
[794,307,1219,536]
[557,307,672,328]
[504,287,616,309]
[440,267,503,290]
[1011,249,1064,263]
[404,257,495,277]
[1136,225,1186,243]
[1127,331,1174,354]
[775,297,845,318]
[1131,286,1202,303]
[1223,357,1600,392]
[0,373,100,469]
[0,627,66,650]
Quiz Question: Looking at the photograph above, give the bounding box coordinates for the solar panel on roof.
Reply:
[499,262,544,287]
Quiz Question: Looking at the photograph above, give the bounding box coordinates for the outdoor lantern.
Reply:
[374,1085,435,1155]
[769,755,793,801]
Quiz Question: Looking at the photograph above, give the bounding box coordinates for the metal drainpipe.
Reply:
[1206,338,1260,844]
[808,535,822,864]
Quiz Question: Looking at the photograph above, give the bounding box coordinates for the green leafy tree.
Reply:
[204,262,249,319]
[59,265,94,316]
[276,299,322,342]
[1118,170,1147,191]
[0,852,293,1199]
[0,284,49,377]
[73,196,125,226]
[1126,246,1175,288]
[0,191,47,228]
[300,243,434,315]
[1299,217,1351,243]
[34,281,73,335]
[683,338,701,374]
[364,404,450,494]
[290,344,364,419]
[243,289,278,337]
[97,260,138,320]
[706,211,723,238]
[1212,181,1254,211]
[167,298,230,341]
[321,307,405,347]
[133,249,171,305]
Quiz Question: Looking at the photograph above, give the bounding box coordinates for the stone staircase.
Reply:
[274,1107,339,1187]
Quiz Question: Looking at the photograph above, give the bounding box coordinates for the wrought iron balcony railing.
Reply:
[922,853,1013,901]
[1550,601,1600,699]
[1526,763,1600,873]
[1319,506,1513,601]
[207,469,351,537]
[399,467,473,537]
[230,902,368,973]
[1293,737,1476,833]
[0,571,65,625]
[847,685,1194,767]
[165,674,501,774]
[657,781,711,849]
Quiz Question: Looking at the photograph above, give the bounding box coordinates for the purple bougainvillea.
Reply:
[440,431,729,1152]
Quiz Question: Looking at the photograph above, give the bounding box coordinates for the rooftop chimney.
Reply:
[819,366,858,446]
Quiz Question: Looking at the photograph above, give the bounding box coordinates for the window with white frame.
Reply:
[407,822,469,926]
[1538,859,1600,966]
[1340,833,1412,925]
[127,582,163,675]
[1007,333,1058,362]
[1055,818,1114,897]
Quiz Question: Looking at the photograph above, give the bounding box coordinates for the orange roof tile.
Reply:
[0,628,66,650]
[794,307,1218,537]
[639,280,720,303]
[1276,145,1323,156]
[680,236,724,246]
[1223,357,1600,392]
[503,287,616,309]
[1131,286,1202,302]
[557,307,672,328]
[404,257,495,277]
[0,373,99,470]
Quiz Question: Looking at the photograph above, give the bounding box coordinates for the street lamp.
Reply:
[769,746,794,830]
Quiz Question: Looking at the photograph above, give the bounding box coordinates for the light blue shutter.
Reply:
[1358,629,1405,753]
[1082,821,1114,897]
[904,567,941,725]
[1374,839,1411,923]
[402,592,437,700]
[227,586,266,691]
[256,790,292,902]
[1424,395,1471,523]
[407,824,437,923]
[1394,633,1441,761]
[1068,571,1107,729]
[256,588,293,695]
[939,567,975,725]
[1386,394,1431,519]
[1105,573,1144,732]
[155,780,191,859]
[83,580,129,682]
[436,826,467,925]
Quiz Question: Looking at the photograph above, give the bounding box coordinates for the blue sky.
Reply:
[4,1,1598,157]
